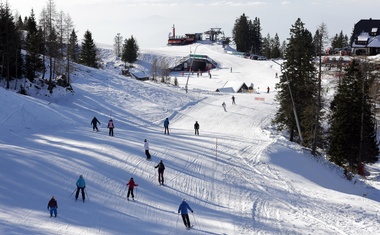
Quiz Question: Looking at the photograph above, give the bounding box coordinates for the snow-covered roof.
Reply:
[357,32,370,42]
[368,36,380,47]
[216,81,247,93]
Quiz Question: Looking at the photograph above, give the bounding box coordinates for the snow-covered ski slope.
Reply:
[1,42,380,235]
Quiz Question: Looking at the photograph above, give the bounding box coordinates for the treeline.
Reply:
[271,18,379,177]
[233,13,379,176]
[232,13,351,59]
[1,0,136,94]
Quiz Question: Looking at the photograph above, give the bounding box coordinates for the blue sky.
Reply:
[10,0,380,48]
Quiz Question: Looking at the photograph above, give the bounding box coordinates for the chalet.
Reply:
[351,18,380,55]
[216,81,249,93]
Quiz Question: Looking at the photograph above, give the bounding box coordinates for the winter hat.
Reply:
[182,198,186,202]
[144,139,147,142]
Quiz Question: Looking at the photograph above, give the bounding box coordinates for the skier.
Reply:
[47,196,58,217]
[155,160,165,185]
[144,139,151,160]
[126,177,138,200]
[107,119,114,136]
[75,175,86,202]
[91,117,101,131]
[194,121,200,135]
[164,118,170,135]
[231,95,235,104]
[222,102,227,112]
[267,86,270,93]
[178,199,193,229]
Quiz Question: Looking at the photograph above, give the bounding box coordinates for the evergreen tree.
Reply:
[251,17,262,55]
[25,9,43,82]
[273,18,319,147]
[68,29,79,63]
[121,35,139,66]
[79,30,98,68]
[271,33,281,59]
[0,2,22,89]
[331,31,349,49]
[232,14,262,54]
[261,34,271,58]
[328,60,379,172]
[232,13,250,53]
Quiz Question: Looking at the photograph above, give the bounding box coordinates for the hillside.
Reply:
[1,42,380,235]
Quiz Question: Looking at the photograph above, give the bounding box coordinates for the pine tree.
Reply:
[328,60,379,172]
[232,13,250,53]
[79,30,98,68]
[271,33,281,59]
[251,17,262,55]
[0,2,22,89]
[25,9,43,82]
[121,35,139,66]
[273,18,319,147]
[261,34,271,58]
[68,29,79,63]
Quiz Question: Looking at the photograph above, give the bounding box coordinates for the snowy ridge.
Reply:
[0,43,380,235]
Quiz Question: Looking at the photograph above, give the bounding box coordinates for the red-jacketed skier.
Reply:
[126,177,138,200]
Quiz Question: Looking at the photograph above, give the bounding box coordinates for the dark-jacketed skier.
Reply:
[91,117,100,132]
[194,121,200,135]
[155,160,165,185]
[47,196,58,217]
[178,199,193,229]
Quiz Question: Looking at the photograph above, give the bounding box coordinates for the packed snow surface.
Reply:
[1,42,380,235]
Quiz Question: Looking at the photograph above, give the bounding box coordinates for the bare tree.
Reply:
[63,13,74,86]
[114,33,123,57]
[312,22,329,154]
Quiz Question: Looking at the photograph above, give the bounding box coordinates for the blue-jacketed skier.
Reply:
[75,175,86,202]
[178,199,193,228]
[164,118,170,135]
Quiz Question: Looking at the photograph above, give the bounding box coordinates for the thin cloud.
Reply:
[281,1,291,5]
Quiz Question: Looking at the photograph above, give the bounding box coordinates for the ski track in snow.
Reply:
[2,44,380,235]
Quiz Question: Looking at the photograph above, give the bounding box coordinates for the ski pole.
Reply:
[69,188,76,198]
[176,213,179,228]
[85,188,90,201]
[191,212,197,227]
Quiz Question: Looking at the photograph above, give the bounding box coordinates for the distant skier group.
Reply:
[47,116,201,227]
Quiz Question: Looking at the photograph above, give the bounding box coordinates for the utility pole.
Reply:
[272,60,304,145]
